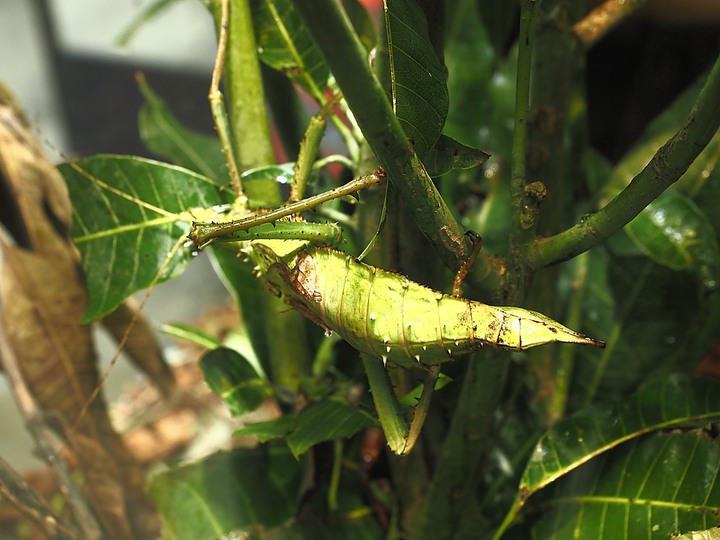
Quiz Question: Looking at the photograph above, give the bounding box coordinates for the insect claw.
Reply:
[414,355,421,363]
[382,356,388,367]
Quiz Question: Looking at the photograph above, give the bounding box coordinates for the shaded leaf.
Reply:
[149,445,303,540]
[444,0,495,147]
[572,250,703,405]
[423,135,490,177]
[521,375,720,497]
[286,400,378,458]
[234,415,297,442]
[59,155,229,321]
[385,0,449,158]
[624,189,719,289]
[235,400,378,456]
[532,430,720,539]
[137,75,229,182]
[251,0,330,100]
[200,347,271,415]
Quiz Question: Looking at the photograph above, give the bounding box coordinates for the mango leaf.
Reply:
[149,445,303,540]
[286,400,378,458]
[520,375,720,498]
[236,399,378,457]
[137,76,229,182]
[532,430,720,539]
[60,155,230,321]
[208,247,272,372]
[572,251,704,405]
[423,135,490,177]
[251,0,330,100]
[444,0,495,147]
[385,0,449,158]
[624,189,719,290]
[262,512,383,540]
[234,415,297,443]
[200,347,271,416]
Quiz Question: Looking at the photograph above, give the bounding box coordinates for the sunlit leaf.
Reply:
[521,375,720,496]
[251,0,330,100]
[532,430,720,539]
[60,155,230,321]
[200,347,271,415]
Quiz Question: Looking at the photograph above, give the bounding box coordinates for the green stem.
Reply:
[294,0,477,276]
[509,0,537,247]
[528,52,720,269]
[412,352,508,540]
[362,354,409,455]
[206,0,308,388]
[219,0,279,200]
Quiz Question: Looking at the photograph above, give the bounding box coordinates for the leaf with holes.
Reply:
[60,155,230,321]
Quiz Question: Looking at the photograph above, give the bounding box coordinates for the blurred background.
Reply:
[1,0,230,471]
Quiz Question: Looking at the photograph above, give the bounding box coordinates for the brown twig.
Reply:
[573,0,651,48]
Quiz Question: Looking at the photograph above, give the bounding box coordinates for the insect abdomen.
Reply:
[283,249,603,368]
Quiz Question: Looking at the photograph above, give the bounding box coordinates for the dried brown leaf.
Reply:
[0,88,161,539]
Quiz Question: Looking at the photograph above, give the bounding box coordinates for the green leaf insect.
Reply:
[250,244,604,369]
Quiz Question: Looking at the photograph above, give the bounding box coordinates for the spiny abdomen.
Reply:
[281,249,603,369]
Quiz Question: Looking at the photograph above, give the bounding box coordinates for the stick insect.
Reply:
[64,0,603,458]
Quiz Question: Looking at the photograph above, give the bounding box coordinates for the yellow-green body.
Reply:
[255,245,603,368]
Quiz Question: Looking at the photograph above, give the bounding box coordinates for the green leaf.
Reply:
[572,251,704,405]
[149,445,303,539]
[234,415,297,443]
[208,246,271,371]
[532,430,720,539]
[200,347,271,416]
[236,400,378,457]
[625,189,719,289]
[60,155,229,321]
[251,0,330,100]
[137,76,229,182]
[286,400,378,458]
[520,375,720,497]
[423,135,490,177]
[444,0,495,147]
[385,0,449,158]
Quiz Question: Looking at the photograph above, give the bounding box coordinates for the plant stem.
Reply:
[294,0,478,276]
[412,352,507,540]
[210,0,278,200]
[509,0,537,249]
[529,53,720,269]
[206,0,312,387]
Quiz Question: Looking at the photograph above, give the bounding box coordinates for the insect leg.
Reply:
[452,231,482,297]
